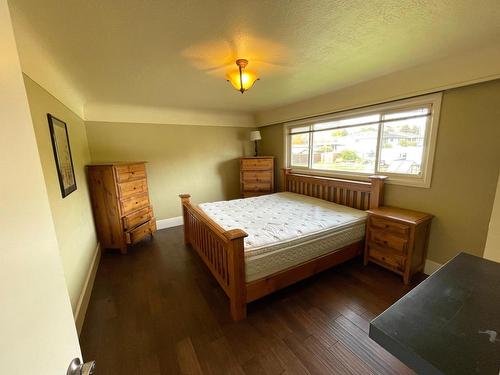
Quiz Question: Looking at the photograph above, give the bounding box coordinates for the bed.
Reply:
[179,169,386,320]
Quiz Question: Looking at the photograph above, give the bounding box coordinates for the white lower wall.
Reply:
[74,243,101,334]
[484,173,500,263]
[424,259,443,275]
[157,216,183,230]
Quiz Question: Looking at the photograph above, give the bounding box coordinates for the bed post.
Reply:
[224,229,248,321]
[368,176,387,208]
[281,168,292,192]
[179,194,191,245]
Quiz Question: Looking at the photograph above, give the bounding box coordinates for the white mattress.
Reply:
[199,192,367,282]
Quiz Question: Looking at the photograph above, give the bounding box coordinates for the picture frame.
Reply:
[47,114,77,198]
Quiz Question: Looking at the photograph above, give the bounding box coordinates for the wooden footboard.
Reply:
[179,194,248,320]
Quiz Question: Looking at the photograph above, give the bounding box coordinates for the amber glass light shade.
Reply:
[226,59,259,93]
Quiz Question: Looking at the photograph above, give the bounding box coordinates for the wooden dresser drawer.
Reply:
[125,219,156,245]
[370,216,409,237]
[242,170,272,183]
[119,193,150,216]
[241,158,273,170]
[115,163,146,182]
[368,244,405,271]
[117,178,148,198]
[242,182,272,192]
[122,206,153,230]
[368,229,408,253]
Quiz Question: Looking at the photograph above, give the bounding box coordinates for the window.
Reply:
[285,93,442,187]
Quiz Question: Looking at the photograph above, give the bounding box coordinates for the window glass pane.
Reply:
[290,132,309,167]
[383,107,430,120]
[313,114,380,130]
[290,126,309,133]
[378,116,428,175]
[312,124,378,173]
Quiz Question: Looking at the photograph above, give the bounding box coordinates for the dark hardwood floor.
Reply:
[80,226,425,374]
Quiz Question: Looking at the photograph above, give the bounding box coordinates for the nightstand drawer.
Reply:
[241,158,273,170]
[368,244,405,271]
[368,230,408,253]
[370,216,409,237]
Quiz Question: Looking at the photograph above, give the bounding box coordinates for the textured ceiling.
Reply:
[9,0,500,114]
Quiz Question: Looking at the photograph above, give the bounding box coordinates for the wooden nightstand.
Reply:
[364,206,433,284]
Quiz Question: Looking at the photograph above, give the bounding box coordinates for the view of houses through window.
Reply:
[289,106,432,177]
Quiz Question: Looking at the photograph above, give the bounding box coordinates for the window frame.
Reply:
[284,93,442,188]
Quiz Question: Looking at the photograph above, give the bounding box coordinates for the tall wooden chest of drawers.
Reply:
[87,162,156,254]
[240,156,274,198]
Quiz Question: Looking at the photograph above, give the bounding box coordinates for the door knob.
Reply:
[67,358,96,375]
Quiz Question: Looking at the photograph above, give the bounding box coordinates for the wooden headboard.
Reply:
[281,169,387,210]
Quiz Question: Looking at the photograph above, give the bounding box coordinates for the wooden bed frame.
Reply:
[179,169,387,320]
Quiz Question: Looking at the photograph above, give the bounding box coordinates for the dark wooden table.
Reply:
[369,252,500,375]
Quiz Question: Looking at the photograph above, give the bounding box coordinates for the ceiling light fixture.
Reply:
[226,59,259,94]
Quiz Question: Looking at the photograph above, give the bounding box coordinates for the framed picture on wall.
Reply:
[47,114,77,198]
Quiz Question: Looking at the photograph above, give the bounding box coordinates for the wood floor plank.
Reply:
[289,303,339,348]
[307,307,412,375]
[256,351,286,375]
[331,341,374,375]
[208,335,247,375]
[80,227,422,375]
[334,314,414,375]
[283,333,335,375]
[270,340,311,375]
[241,357,268,375]
[303,335,358,375]
[176,337,203,375]
[341,308,370,333]
[189,334,235,375]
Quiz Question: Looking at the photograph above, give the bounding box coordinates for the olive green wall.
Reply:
[23,75,98,322]
[85,122,254,219]
[260,79,500,264]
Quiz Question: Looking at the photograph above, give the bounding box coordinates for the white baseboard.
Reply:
[424,259,443,275]
[156,216,183,230]
[75,242,101,335]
